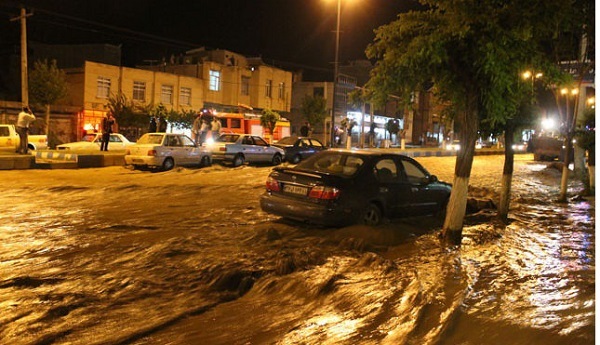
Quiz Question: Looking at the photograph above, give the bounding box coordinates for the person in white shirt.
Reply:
[16,106,36,154]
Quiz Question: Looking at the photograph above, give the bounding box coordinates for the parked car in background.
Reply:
[511,141,528,153]
[0,124,47,152]
[125,133,211,171]
[204,133,285,167]
[445,139,461,151]
[56,133,134,151]
[260,149,451,226]
[272,136,326,164]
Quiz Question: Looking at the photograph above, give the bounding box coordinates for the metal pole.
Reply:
[330,0,341,147]
[10,8,31,106]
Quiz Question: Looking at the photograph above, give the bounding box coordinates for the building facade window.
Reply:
[133,81,146,102]
[241,76,250,96]
[96,77,111,99]
[209,70,221,91]
[265,79,272,98]
[179,87,192,105]
[278,82,285,99]
[161,85,173,104]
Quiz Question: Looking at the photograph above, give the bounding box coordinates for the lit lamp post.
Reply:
[522,70,543,89]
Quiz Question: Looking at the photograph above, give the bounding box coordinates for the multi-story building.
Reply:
[141,48,293,115]
[54,47,293,142]
[61,61,204,137]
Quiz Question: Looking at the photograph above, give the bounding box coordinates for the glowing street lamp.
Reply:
[522,70,543,89]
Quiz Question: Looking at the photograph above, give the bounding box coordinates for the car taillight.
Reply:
[148,149,157,156]
[266,176,280,192]
[219,147,226,152]
[309,186,340,200]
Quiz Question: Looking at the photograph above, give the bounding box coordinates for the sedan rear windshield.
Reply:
[217,134,240,143]
[297,152,365,176]
[276,137,297,145]
[137,134,164,145]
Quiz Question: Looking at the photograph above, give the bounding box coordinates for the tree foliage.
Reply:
[300,95,327,127]
[260,109,281,135]
[106,92,141,128]
[29,59,69,137]
[29,59,68,107]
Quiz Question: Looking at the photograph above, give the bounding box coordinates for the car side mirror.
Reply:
[429,175,438,183]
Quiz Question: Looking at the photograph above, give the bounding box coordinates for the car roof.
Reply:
[323,148,408,157]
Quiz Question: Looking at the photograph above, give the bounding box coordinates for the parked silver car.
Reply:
[205,133,285,167]
[125,133,212,171]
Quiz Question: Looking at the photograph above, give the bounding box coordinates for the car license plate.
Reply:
[283,184,308,196]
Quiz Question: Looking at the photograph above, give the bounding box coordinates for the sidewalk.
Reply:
[0,150,126,170]
[0,147,505,170]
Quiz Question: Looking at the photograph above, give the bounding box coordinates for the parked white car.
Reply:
[125,133,212,171]
[56,133,134,151]
[204,133,285,167]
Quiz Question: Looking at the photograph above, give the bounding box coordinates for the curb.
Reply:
[0,148,504,170]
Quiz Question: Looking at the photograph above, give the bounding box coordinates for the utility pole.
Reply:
[10,8,33,106]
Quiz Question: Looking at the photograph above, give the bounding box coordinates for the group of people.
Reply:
[191,108,221,145]
[148,116,168,133]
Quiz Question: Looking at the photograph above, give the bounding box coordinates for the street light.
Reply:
[522,70,543,89]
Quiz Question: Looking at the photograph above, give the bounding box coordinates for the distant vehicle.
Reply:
[445,140,461,151]
[204,133,285,167]
[0,124,47,152]
[56,133,134,151]
[530,135,572,161]
[511,141,528,153]
[125,133,212,171]
[272,136,326,164]
[260,149,452,226]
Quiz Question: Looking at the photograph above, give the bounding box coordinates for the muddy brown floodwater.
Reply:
[0,154,594,345]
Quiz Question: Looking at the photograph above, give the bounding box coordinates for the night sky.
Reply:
[1,0,420,73]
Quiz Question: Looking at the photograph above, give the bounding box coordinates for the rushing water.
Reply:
[0,155,594,344]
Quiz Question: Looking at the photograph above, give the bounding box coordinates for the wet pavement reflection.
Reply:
[0,155,594,344]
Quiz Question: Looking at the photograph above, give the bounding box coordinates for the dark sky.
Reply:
[1,0,420,73]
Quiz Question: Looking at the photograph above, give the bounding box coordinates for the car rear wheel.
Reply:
[360,203,382,226]
[200,155,211,167]
[162,157,175,171]
[232,154,245,167]
[291,154,302,164]
[272,154,283,166]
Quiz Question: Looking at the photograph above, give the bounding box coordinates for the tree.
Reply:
[106,92,141,128]
[574,107,595,193]
[168,108,197,131]
[300,95,327,128]
[385,119,400,142]
[365,0,583,243]
[28,59,68,142]
[260,109,280,141]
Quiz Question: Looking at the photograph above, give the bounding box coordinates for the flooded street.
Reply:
[0,154,594,344]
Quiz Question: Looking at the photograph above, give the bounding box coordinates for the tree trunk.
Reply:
[498,125,514,222]
[44,104,51,136]
[441,93,478,244]
[558,133,573,202]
